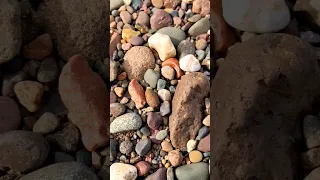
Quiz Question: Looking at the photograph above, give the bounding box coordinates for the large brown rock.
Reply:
[59,54,109,151]
[211,34,320,180]
[38,0,108,62]
[169,72,209,148]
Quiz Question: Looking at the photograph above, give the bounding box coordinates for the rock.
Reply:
[14,80,45,112]
[0,0,21,64]
[2,71,28,97]
[120,11,132,24]
[167,167,174,180]
[156,130,168,140]
[163,0,181,8]
[192,0,210,16]
[294,0,320,27]
[303,115,320,149]
[304,167,320,180]
[223,0,290,33]
[46,124,80,152]
[157,27,186,47]
[33,112,60,134]
[302,147,320,170]
[59,55,109,151]
[161,141,173,152]
[110,92,117,103]
[110,103,126,117]
[135,138,152,156]
[197,135,210,152]
[0,130,49,173]
[110,60,119,82]
[110,0,124,11]
[189,150,203,163]
[54,151,75,163]
[23,34,53,60]
[196,126,209,140]
[147,112,163,130]
[132,0,143,10]
[158,89,171,101]
[169,72,209,148]
[20,162,98,180]
[110,32,121,57]
[145,168,167,180]
[22,116,37,131]
[202,115,210,126]
[177,40,196,59]
[110,139,118,161]
[168,150,183,167]
[122,28,141,42]
[150,9,172,30]
[179,54,201,72]
[37,57,59,83]
[188,18,210,37]
[130,36,144,46]
[136,11,150,27]
[120,140,133,155]
[34,91,68,117]
[110,113,142,133]
[123,46,155,80]
[161,66,175,80]
[91,151,102,169]
[195,39,207,50]
[135,161,151,176]
[128,79,147,109]
[187,139,197,152]
[211,34,320,180]
[0,97,20,133]
[160,101,171,116]
[144,69,160,88]
[145,88,161,108]
[76,149,92,166]
[110,163,137,180]
[162,58,184,79]
[39,0,108,62]
[148,33,176,61]
[23,60,41,78]
[157,79,167,90]
[175,162,209,180]
[152,0,163,8]
[141,126,151,136]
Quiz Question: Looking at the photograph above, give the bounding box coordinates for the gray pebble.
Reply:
[54,151,75,163]
[144,69,160,88]
[196,126,209,140]
[157,79,167,90]
[178,40,195,59]
[156,130,168,140]
[196,50,206,61]
[140,126,151,136]
[188,18,210,37]
[110,113,142,133]
[120,140,133,155]
[160,101,171,116]
[135,138,151,156]
[111,10,119,16]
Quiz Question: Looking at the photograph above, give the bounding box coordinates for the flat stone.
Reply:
[110,163,137,180]
[157,27,186,47]
[135,138,152,156]
[175,162,209,180]
[110,113,142,133]
[188,18,210,37]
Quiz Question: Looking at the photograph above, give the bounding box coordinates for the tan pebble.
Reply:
[202,115,210,126]
[161,66,175,80]
[165,162,170,168]
[117,72,127,81]
[152,0,163,8]
[189,150,203,163]
[145,87,160,108]
[168,150,183,167]
[114,87,124,97]
[122,28,141,42]
[162,159,166,165]
[161,141,173,152]
[187,139,197,152]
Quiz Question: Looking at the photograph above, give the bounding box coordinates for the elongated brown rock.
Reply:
[59,54,109,151]
[169,72,209,148]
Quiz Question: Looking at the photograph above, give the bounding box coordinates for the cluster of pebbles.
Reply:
[109,0,210,179]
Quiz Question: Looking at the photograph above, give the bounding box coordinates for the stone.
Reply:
[2,71,28,97]
[0,130,49,173]
[187,139,197,152]
[162,58,184,78]
[301,31,320,44]
[177,40,196,59]
[123,46,155,80]
[33,112,60,134]
[188,14,202,23]
[23,60,41,78]
[110,0,124,11]
[110,103,126,117]
[132,0,143,10]
[20,162,98,180]
[168,150,183,167]
[169,72,209,148]
[161,66,175,80]
[39,0,108,62]
[130,36,144,46]
[189,150,203,163]
[122,28,141,42]
[110,163,137,180]
[157,79,167,90]
[145,88,161,108]
[148,33,176,61]
[120,140,133,155]
[303,115,320,149]
[136,11,150,27]
[37,57,59,83]
[0,97,20,133]
[91,151,102,169]
[163,0,181,9]
[223,0,290,33]
[167,167,174,180]
[302,147,320,170]
[147,112,163,130]
[304,167,320,180]
[23,34,53,60]
[211,34,320,180]
[160,101,171,116]
[152,0,163,8]
[144,69,160,88]
[34,91,68,117]
[135,138,152,156]
[161,141,173,152]
[157,27,187,47]
[110,32,121,57]
[196,126,209,140]
[150,9,172,30]
[192,0,210,16]
[202,115,210,126]
[188,18,210,37]
[197,135,210,152]
[135,161,151,176]
[293,0,320,27]
[145,168,167,180]
[120,11,132,24]
[179,54,201,72]
[195,39,207,50]
[54,151,75,163]
[158,89,171,101]
[156,130,168,140]
[141,126,151,136]
[59,55,108,151]
[22,116,37,131]
[175,162,209,180]
[129,79,147,109]
[14,80,45,112]
[46,123,80,152]
[110,113,142,133]
[110,139,118,161]
[0,0,21,64]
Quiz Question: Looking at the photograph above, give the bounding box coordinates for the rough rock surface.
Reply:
[169,72,209,148]
[211,34,320,180]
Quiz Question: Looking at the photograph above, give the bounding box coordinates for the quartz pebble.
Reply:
[110,163,138,180]
[148,33,176,61]
[179,54,201,72]
[158,89,172,101]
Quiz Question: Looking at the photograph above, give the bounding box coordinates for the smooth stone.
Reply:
[33,112,60,134]
[192,0,210,16]
[147,112,163,130]
[196,126,209,140]
[110,139,118,161]
[189,150,203,163]
[110,0,124,10]
[150,9,172,30]
[158,89,171,101]
[148,33,176,61]
[188,18,210,37]
[202,115,210,126]
[222,0,290,33]
[76,149,92,166]
[122,28,141,42]
[131,0,142,10]
[301,31,320,44]
[110,103,126,117]
[23,34,53,60]
[135,161,151,176]
[187,139,197,152]
[135,138,152,156]
[0,97,20,133]
[37,57,59,83]
[177,40,195,59]
[179,54,201,72]
[195,39,207,50]
[168,150,183,167]
[294,0,320,27]
[157,79,167,90]
[157,27,187,47]
[110,163,137,180]
[144,69,160,88]
[175,162,209,180]
[161,141,173,152]
[2,71,28,97]
[196,50,206,61]
[120,11,132,24]
[161,66,175,80]
[156,130,168,140]
[160,101,171,116]
[141,126,151,136]
[136,11,150,27]
[128,79,147,109]
[110,113,142,133]
[146,168,167,180]
[120,140,133,155]
[303,115,320,149]
[145,88,161,108]
[167,167,174,180]
[130,36,144,46]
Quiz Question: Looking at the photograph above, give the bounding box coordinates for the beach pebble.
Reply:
[37,57,59,83]
[110,103,126,117]
[130,36,144,46]
[161,141,173,152]
[128,79,147,109]
[144,69,160,88]
[187,139,197,152]
[146,168,167,180]
[120,140,134,155]
[189,150,203,163]
[135,138,152,156]
[150,9,172,30]
[147,112,163,130]
[160,101,171,116]
[175,162,209,180]
[110,0,124,10]
[136,11,150,27]
[158,89,172,101]
[294,0,320,27]
[23,34,53,60]
[195,39,207,50]
[122,28,141,42]
[110,139,118,161]
[148,33,176,61]
[152,0,163,8]
[110,113,142,133]
[188,18,210,37]
[178,40,195,58]
[156,130,168,140]
[196,126,209,140]
[168,150,183,167]
[157,79,167,90]
[167,167,174,180]
[145,88,161,108]
[120,11,132,24]
[135,161,151,176]
[300,31,320,44]
[202,115,210,126]
[179,54,201,72]
[161,66,175,80]
[192,0,210,16]
[110,163,137,180]
[157,27,187,47]
[33,112,60,134]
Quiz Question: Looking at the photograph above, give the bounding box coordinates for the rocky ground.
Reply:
[109,0,210,179]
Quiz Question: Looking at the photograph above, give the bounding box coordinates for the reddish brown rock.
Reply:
[169,72,209,148]
[192,0,210,16]
[135,161,151,176]
[59,54,109,151]
[150,9,172,30]
[163,0,181,9]
[23,34,53,60]
[110,32,121,57]
[197,135,210,152]
[128,79,146,109]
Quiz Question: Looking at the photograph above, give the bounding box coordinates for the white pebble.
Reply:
[110,163,137,180]
[187,139,197,152]
[179,54,201,72]
[148,33,176,61]
[158,89,171,102]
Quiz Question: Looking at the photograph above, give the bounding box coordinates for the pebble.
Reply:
[76,149,92,166]
[144,69,160,88]
[141,126,151,136]
[150,9,172,30]
[120,140,134,155]
[175,162,209,180]
[22,116,37,131]
[168,150,183,167]
[110,0,124,11]
[202,115,210,126]
[178,40,196,58]
[131,0,142,10]
[156,130,168,140]
[162,58,184,78]
[188,18,210,37]
[152,0,163,8]
[145,88,161,108]
[179,54,201,72]
[37,57,59,83]
[23,34,53,60]
[0,97,20,133]
[303,115,320,149]
[161,66,175,80]
[110,163,137,180]
[161,141,174,152]
[136,11,150,27]
[187,139,197,152]
[33,112,60,134]
[120,11,132,24]
[110,103,126,117]
[130,36,144,46]
[114,87,125,97]
[124,0,132,5]
[158,89,172,101]
[157,27,187,47]
[122,28,141,42]
[135,138,152,156]
[146,168,167,180]
[196,50,206,61]
[110,113,142,133]
[192,0,210,16]
[135,161,151,176]
[189,150,203,163]
[110,139,118,161]
[196,126,209,140]
[188,14,201,22]
[163,0,181,8]
[157,79,167,90]
[160,101,171,116]
[148,33,176,61]
[128,79,147,109]
[167,167,174,180]
[195,39,207,50]
[300,31,320,44]
[14,80,45,112]
[23,60,41,78]
[147,112,163,130]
